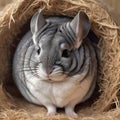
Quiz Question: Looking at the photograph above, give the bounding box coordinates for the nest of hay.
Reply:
[0,0,120,119]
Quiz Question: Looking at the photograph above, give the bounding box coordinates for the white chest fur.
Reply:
[23,72,93,108]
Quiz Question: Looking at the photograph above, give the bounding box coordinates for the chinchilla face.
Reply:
[30,11,90,82]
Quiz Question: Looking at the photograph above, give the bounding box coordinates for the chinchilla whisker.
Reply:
[22,68,37,70]
[24,59,37,63]
[18,55,37,63]
[32,73,39,77]
[23,56,42,64]
[18,69,37,72]
[16,67,37,69]
[18,68,37,72]
[18,70,36,73]
[20,68,37,70]
[7,58,38,67]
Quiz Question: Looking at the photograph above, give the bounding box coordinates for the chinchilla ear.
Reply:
[70,11,91,48]
[30,10,46,46]
[30,10,46,34]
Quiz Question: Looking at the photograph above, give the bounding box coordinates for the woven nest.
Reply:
[0,0,120,119]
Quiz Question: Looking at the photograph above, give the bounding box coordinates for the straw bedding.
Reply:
[0,0,120,119]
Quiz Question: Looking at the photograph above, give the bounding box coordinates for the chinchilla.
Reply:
[13,10,98,117]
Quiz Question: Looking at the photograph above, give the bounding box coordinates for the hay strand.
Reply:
[0,0,120,119]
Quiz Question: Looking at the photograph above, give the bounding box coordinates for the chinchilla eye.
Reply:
[35,46,41,55]
[62,49,71,58]
[37,48,40,55]
[60,43,71,58]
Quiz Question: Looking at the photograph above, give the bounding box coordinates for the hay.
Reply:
[0,0,120,119]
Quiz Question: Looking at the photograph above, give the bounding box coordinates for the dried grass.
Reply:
[0,0,120,119]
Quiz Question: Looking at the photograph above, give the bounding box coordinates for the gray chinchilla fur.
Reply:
[13,10,98,117]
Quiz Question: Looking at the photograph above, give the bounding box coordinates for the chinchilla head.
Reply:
[30,10,90,82]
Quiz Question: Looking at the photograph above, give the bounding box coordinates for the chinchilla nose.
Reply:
[46,68,52,75]
[41,63,54,76]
